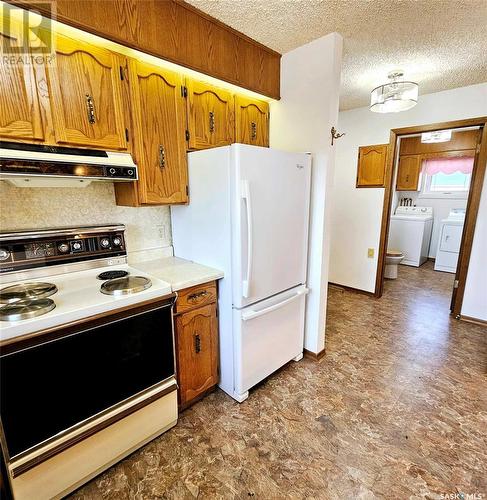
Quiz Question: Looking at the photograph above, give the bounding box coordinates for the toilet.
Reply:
[384,250,404,279]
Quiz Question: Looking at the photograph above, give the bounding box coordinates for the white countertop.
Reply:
[131,256,224,291]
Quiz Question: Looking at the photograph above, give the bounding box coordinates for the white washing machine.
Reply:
[434,209,465,273]
[388,206,434,267]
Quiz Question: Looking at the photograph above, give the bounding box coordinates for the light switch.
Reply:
[367,248,374,258]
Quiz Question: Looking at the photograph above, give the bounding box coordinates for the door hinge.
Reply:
[476,144,481,153]
[119,66,125,81]
[185,130,190,141]
[181,85,188,98]
[125,128,129,142]
[453,279,459,289]
[185,185,189,196]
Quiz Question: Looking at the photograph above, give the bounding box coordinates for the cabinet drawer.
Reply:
[176,282,217,313]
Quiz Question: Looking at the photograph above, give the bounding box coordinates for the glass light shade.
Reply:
[421,130,452,143]
[370,81,419,113]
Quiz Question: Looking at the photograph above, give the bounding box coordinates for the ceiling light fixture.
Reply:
[370,70,419,113]
[421,130,452,143]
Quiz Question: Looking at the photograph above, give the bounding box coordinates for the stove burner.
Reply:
[100,276,152,296]
[0,282,58,304]
[97,270,129,281]
[0,298,56,322]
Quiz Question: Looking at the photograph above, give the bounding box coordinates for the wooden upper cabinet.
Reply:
[127,61,188,204]
[186,80,234,150]
[234,96,269,147]
[396,155,422,191]
[46,35,127,150]
[356,144,388,187]
[176,303,219,407]
[0,32,44,141]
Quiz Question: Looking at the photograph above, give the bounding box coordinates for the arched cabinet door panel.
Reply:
[235,96,269,147]
[356,144,388,187]
[46,34,127,150]
[128,60,188,205]
[0,31,44,141]
[186,80,234,150]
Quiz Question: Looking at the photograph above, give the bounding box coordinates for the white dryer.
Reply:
[434,209,465,273]
[388,206,434,267]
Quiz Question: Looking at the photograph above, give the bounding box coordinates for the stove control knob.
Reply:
[0,248,10,261]
[72,241,82,251]
[100,238,110,248]
[113,237,122,246]
[58,243,69,253]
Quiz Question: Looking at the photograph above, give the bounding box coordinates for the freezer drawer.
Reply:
[232,285,308,400]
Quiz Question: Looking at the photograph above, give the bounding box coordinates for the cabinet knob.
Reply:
[194,333,201,354]
[159,145,166,169]
[251,122,257,140]
[85,94,96,124]
[209,111,215,133]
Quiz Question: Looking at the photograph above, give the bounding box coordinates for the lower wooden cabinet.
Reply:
[174,282,219,408]
[396,155,422,191]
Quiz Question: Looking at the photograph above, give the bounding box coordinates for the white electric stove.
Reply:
[0,225,178,500]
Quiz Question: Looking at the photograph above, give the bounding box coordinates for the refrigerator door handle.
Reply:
[241,179,253,298]
[241,287,309,321]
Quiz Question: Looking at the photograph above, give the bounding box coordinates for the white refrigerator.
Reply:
[172,144,311,402]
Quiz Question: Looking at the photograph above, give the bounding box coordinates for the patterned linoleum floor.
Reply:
[71,262,487,499]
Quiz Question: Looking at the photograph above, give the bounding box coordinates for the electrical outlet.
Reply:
[367,248,374,258]
[157,225,166,240]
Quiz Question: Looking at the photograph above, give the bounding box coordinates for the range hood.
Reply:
[0,141,138,188]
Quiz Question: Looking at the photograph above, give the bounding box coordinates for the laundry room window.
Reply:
[419,156,474,199]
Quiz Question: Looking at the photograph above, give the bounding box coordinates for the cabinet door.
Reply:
[46,35,127,150]
[186,80,234,150]
[129,61,188,204]
[0,32,44,141]
[356,144,387,187]
[396,155,422,191]
[235,96,269,147]
[176,304,218,406]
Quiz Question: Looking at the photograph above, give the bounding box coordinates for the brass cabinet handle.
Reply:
[85,94,96,124]
[159,145,165,168]
[209,111,215,133]
[251,122,257,140]
[194,333,201,354]
[188,290,208,301]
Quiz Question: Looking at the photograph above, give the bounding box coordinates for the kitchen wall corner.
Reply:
[0,182,172,256]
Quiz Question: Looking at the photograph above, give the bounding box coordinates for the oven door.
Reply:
[0,295,176,465]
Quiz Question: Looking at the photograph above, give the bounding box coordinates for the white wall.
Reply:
[462,171,487,321]
[330,83,487,293]
[395,191,468,258]
[270,33,343,354]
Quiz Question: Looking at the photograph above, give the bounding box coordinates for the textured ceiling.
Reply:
[186,0,487,110]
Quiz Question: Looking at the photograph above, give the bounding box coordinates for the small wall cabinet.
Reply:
[186,80,234,150]
[174,281,219,409]
[47,35,128,150]
[396,155,422,191]
[234,96,269,147]
[356,144,388,187]
[0,31,45,142]
[115,61,188,206]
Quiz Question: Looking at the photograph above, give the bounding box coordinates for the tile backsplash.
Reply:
[0,182,172,254]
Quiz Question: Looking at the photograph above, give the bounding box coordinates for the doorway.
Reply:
[375,117,487,318]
